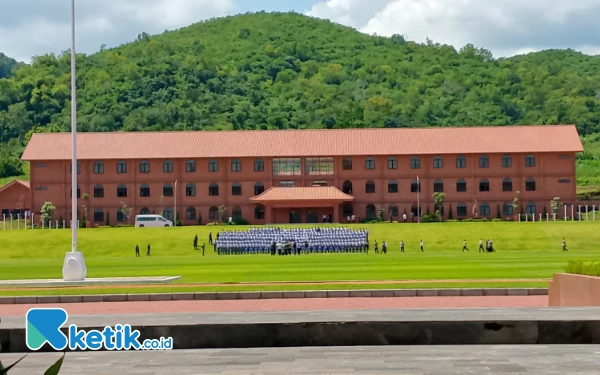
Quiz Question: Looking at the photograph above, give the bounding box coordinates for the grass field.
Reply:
[0,222,598,295]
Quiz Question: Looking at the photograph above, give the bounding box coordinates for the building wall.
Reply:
[27,151,577,225]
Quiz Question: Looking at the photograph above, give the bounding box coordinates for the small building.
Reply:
[21,125,583,225]
[0,179,31,219]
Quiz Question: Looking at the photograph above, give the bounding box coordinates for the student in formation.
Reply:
[478,239,485,252]
[420,239,424,252]
[374,240,379,254]
[462,240,469,252]
[400,240,405,253]
[562,238,568,252]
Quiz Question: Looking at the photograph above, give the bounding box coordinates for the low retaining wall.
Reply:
[549,273,600,307]
[0,288,548,305]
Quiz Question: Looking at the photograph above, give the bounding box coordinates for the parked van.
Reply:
[135,214,173,228]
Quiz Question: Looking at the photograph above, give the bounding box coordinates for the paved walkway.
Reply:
[3,345,600,374]
[0,295,546,317]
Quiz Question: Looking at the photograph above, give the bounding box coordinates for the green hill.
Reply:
[0,53,19,79]
[1,12,600,191]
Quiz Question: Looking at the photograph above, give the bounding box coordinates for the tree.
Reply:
[40,201,56,226]
[81,193,89,227]
[550,197,563,218]
[119,201,133,224]
[496,204,501,219]
[512,191,521,215]
[432,192,445,221]
[377,206,385,221]
[218,205,228,223]
[448,204,453,220]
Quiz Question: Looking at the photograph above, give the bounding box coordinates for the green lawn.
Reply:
[0,222,598,296]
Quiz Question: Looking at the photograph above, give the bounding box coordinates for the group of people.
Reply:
[212,227,369,255]
[462,239,496,253]
[134,243,151,257]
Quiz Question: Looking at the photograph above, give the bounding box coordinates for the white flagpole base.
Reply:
[62,251,87,281]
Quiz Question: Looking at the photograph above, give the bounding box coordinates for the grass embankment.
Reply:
[0,222,598,295]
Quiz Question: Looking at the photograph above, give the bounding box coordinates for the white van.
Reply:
[135,214,173,228]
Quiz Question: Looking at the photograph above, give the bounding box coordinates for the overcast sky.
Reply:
[1,0,599,63]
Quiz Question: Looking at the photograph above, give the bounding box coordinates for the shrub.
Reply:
[444,219,459,222]
[98,225,111,228]
[565,260,600,277]
[496,204,501,219]
[492,218,503,222]
[233,217,249,225]
[462,218,473,222]
[176,220,183,226]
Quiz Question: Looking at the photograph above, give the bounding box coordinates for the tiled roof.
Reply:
[21,125,583,161]
[250,186,354,202]
[0,179,30,193]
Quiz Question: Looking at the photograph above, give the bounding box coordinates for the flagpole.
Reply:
[70,0,77,252]
[417,175,420,223]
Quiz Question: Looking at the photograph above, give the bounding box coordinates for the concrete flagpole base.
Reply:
[62,251,87,281]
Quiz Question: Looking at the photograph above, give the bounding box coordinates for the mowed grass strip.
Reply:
[0,222,598,288]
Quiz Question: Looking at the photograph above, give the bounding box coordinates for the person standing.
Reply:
[209,232,213,245]
[135,244,140,257]
[462,240,469,252]
[400,240,405,253]
[374,240,379,254]
[193,234,198,250]
[403,213,407,223]
[420,239,424,252]
[562,238,568,252]
[478,239,484,253]
[146,243,151,256]
[382,241,388,254]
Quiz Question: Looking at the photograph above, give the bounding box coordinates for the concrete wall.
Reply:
[28,151,577,225]
[549,273,600,307]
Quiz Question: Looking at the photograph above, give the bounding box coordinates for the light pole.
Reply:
[174,180,178,226]
[62,0,87,281]
[416,175,420,223]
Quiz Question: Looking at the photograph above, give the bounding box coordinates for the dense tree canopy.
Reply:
[0,53,19,79]
[0,12,599,184]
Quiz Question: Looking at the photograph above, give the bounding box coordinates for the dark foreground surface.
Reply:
[2,307,600,352]
[2,345,600,374]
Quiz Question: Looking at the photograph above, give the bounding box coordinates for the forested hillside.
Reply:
[0,12,599,189]
[0,53,19,79]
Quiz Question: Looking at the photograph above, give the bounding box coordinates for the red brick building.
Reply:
[0,179,31,219]
[20,125,583,225]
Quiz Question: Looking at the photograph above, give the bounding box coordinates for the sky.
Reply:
[1,0,599,63]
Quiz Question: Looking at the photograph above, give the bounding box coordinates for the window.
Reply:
[163,160,173,173]
[456,155,466,169]
[365,157,375,170]
[480,202,490,217]
[559,179,571,184]
[411,179,421,193]
[117,160,127,174]
[232,206,242,220]
[456,179,467,192]
[388,180,398,193]
[525,154,536,167]
[280,181,295,187]
[36,163,48,168]
[342,157,352,170]
[186,207,196,220]
[94,184,104,198]
[163,208,173,221]
[558,155,570,159]
[526,202,536,215]
[117,210,126,222]
[93,208,104,223]
[366,204,376,219]
[254,182,265,195]
[305,157,334,175]
[35,186,48,191]
[117,184,127,198]
[232,182,242,196]
[343,204,353,217]
[434,179,444,193]
[479,155,489,168]
[186,183,196,197]
[479,178,490,192]
[93,161,104,174]
[209,206,218,221]
[410,156,420,169]
[366,180,375,194]
[186,160,196,173]
[503,203,513,216]
[70,162,80,174]
[457,203,467,217]
[388,157,398,170]
[231,159,242,172]
[140,207,150,215]
[389,204,399,217]
[140,160,150,174]
[140,184,150,197]
[433,156,443,169]
[209,183,219,196]
[70,186,81,198]
[502,178,513,192]
[254,158,264,172]
[209,159,219,172]
[255,205,265,220]
[502,154,512,168]
[526,178,536,191]
[273,158,301,176]
[163,184,173,197]
[342,181,353,194]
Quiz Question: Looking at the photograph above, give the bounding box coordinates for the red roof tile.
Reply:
[21,125,583,161]
[0,179,30,193]
[250,186,354,202]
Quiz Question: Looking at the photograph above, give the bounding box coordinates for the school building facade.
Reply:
[20,125,583,225]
